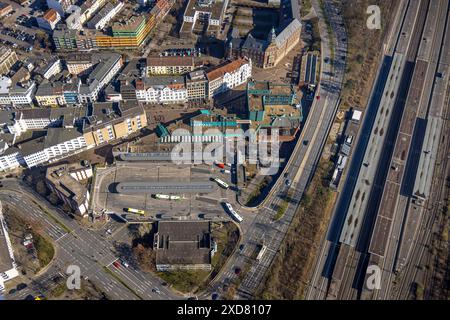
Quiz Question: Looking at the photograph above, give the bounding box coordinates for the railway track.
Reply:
[391,3,450,299]
[391,82,450,299]
[365,0,450,300]
[332,0,429,299]
[306,0,450,301]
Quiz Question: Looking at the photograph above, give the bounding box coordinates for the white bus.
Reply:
[256,244,267,261]
[154,194,181,200]
[223,202,243,223]
[213,177,229,189]
[155,194,170,199]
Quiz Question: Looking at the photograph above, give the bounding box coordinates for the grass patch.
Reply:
[157,270,210,293]
[300,0,312,17]
[32,232,55,270]
[338,0,398,110]
[303,16,322,53]
[413,282,424,300]
[2,206,55,274]
[49,282,66,298]
[245,176,272,206]
[318,0,335,60]
[204,222,240,289]
[275,200,288,221]
[47,278,110,300]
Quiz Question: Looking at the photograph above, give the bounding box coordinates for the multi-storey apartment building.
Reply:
[146,56,195,76]
[37,8,61,31]
[20,127,88,168]
[46,164,90,217]
[65,5,82,30]
[186,70,208,101]
[37,58,63,80]
[5,108,85,136]
[35,81,81,107]
[0,47,18,76]
[52,28,78,50]
[81,101,148,146]
[0,77,36,107]
[0,101,147,171]
[86,1,124,30]
[62,81,81,105]
[78,53,123,103]
[46,0,73,16]
[135,76,187,104]
[206,57,252,97]
[79,0,107,24]
[65,53,93,75]
[180,0,229,37]
[53,0,174,50]
[35,82,65,107]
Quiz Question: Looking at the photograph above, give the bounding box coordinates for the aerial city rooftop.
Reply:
[0,0,446,306]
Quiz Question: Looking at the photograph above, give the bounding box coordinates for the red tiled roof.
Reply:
[206,58,250,81]
[43,8,59,23]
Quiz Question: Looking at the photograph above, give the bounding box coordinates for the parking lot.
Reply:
[0,0,49,53]
[0,28,34,51]
[93,161,240,221]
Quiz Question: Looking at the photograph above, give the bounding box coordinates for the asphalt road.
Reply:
[0,179,180,300]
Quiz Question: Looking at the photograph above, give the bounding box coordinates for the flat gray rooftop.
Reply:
[118,152,207,162]
[118,152,173,161]
[115,181,217,194]
[155,221,211,267]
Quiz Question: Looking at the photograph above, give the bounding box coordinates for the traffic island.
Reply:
[2,205,55,276]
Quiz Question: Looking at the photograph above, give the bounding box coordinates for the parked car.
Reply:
[121,259,129,268]
[16,283,27,291]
